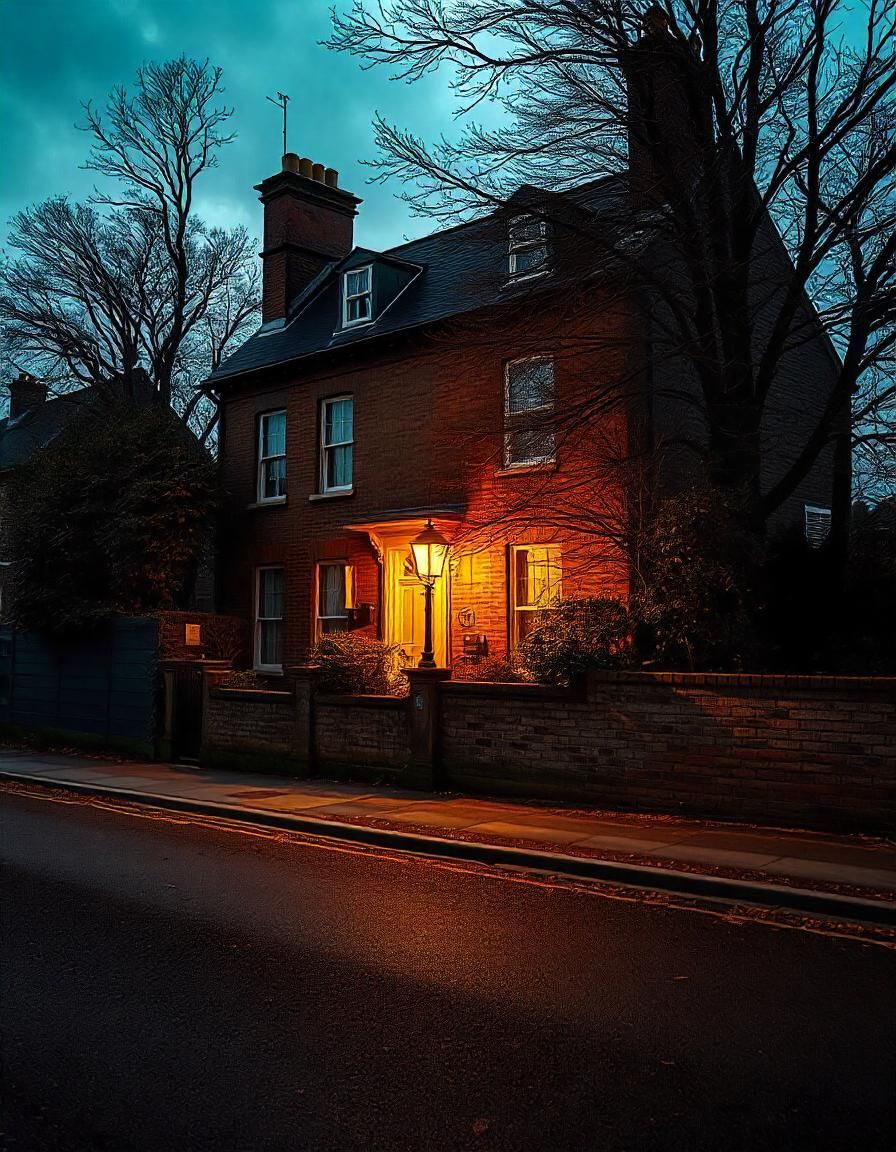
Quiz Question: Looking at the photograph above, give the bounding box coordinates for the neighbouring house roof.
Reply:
[0,388,96,472]
[210,175,629,384]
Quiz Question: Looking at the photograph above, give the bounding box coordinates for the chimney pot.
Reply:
[282,152,300,173]
[324,167,339,188]
[298,156,313,178]
[312,162,325,182]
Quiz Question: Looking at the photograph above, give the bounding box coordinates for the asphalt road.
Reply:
[2,789,894,1152]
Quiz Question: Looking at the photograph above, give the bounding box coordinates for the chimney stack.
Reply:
[621,5,711,208]
[8,372,47,419]
[255,154,361,325]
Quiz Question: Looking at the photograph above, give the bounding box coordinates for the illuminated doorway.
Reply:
[384,544,448,666]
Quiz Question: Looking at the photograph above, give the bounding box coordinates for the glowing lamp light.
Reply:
[410,520,449,585]
[410,519,450,669]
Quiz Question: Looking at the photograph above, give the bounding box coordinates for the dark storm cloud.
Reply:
[0,0,464,251]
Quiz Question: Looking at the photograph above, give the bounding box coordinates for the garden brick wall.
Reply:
[204,687,295,770]
[200,670,896,833]
[315,695,408,777]
[440,673,896,831]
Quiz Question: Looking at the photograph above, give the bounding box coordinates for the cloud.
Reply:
[0,0,499,253]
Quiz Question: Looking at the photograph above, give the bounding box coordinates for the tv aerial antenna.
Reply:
[266,91,290,155]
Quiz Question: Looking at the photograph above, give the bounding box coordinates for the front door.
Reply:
[385,546,448,666]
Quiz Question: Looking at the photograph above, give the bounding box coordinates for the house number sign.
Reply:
[457,607,476,628]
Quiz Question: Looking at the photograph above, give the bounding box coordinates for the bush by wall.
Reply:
[309,633,408,696]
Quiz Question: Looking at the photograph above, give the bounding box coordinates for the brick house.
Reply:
[0,371,215,620]
[0,374,84,617]
[211,48,845,675]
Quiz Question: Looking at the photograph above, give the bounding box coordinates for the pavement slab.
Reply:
[467,820,590,845]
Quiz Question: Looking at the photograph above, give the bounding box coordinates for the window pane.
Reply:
[511,245,547,275]
[345,268,370,296]
[346,294,370,323]
[262,457,287,498]
[259,620,283,666]
[327,443,352,488]
[506,428,555,465]
[262,411,286,457]
[319,565,347,617]
[325,398,353,446]
[508,360,553,414]
[259,568,284,619]
[513,546,562,646]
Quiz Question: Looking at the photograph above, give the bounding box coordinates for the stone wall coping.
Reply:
[209,686,294,703]
[315,692,409,710]
[585,670,896,694]
[159,658,232,671]
[443,679,576,702]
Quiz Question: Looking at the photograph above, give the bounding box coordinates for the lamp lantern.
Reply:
[410,519,449,585]
[410,519,450,668]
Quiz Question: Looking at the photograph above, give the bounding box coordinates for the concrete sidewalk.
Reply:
[2,748,895,918]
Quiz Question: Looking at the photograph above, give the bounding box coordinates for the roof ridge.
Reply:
[383,172,626,256]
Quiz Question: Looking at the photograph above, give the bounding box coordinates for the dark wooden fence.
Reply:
[0,618,158,756]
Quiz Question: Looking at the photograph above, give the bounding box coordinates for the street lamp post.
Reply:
[410,519,450,669]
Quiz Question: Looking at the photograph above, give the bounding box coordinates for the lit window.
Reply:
[342,266,372,326]
[257,410,286,502]
[504,357,555,467]
[511,545,562,646]
[255,567,284,671]
[317,563,354,636]
[508,215,549,278]
[321,396,353,492]
[805,504,832,548]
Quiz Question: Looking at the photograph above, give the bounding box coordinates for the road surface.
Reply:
[2,787,894,1151]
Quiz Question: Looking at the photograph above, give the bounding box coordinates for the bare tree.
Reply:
[328,1,896,536]
[0,57,259,439]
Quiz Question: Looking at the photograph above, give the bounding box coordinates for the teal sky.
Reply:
[0,1,874,254]
[0,0,480,253]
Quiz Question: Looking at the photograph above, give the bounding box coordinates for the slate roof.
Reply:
[210,174,628,384]
[0,388,95,472]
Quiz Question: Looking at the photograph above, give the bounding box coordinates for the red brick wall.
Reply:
[155,612,247,661]
[205,686,295,764]
[440,673,896,832]
[315,694,408,776]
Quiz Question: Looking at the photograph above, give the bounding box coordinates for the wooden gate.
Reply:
[170,664,204,762]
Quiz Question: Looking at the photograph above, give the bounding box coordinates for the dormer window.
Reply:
[342,265,372,326]
[508,215,549,279]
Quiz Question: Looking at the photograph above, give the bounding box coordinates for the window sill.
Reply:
[336,320,375,333]
[501,268,551,290]
[247,497,287,510]
[495,462,556,477]
[309,488,354,501]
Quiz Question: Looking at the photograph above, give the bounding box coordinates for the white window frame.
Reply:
[256,409,287,503]
[805,504,832,549]
[315,562,354,638]
[254,566,284,673]
[508,214,549,280]
[503,356,556,468]
[510,544,563,648]
[342,265,373,328]
[320,395,354,493]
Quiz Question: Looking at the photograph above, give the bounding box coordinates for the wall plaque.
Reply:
[185,623,202,647]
